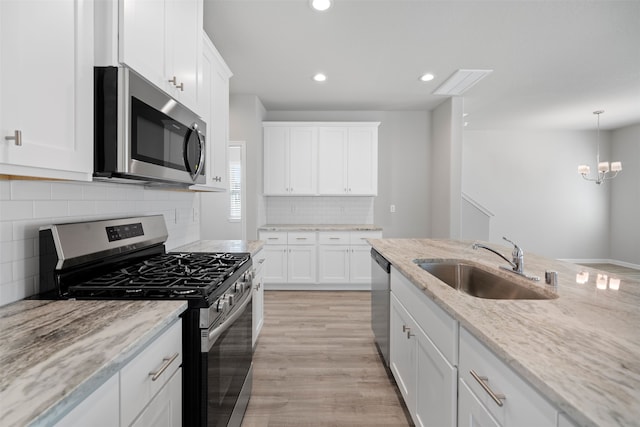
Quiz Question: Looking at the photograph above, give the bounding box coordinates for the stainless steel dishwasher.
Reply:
[371,248,391,366]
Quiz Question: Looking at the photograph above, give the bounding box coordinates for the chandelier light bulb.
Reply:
[578,110,622,185]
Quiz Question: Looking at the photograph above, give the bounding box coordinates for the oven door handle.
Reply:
[205,291,253,352]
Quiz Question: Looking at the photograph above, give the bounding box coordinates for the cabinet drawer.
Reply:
[260,231,287,244]
[287,232,317,245]
[120,320,182,427]
[318,232,350,244]
[349,230,382,245]
[459,327,557,427]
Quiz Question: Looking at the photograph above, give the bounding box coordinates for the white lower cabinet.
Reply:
[54,319,182,427]
[261,230,381,289]
[390,292,457,427]
[458,327,557,427]
[55,374,119,427]
[458,378,501,427]
[252,248,266,348]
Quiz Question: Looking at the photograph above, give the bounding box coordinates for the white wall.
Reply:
[264,110,431,238]
[201,94,267,241]
[462,129,611,260]
[610,123,640,265]
[430,98,463,239]
[0,180,200,307]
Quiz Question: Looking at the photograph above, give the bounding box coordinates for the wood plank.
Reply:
[243,291,412,427]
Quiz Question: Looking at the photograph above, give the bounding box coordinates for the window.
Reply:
[228,146,242,221]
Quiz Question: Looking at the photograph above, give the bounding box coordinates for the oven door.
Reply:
[203,292,253,427]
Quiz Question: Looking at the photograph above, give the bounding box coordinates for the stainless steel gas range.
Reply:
[38,215,254,427]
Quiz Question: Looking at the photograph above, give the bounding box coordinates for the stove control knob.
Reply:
[216,298,228,313]
[233,282,244,293]
[226,294,235,307]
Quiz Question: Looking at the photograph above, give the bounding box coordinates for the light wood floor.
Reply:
[242,291,412,427]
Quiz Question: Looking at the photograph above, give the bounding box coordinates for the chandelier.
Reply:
[578,110,622,184]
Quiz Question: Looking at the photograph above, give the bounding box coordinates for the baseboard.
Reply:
[559,258,640,270]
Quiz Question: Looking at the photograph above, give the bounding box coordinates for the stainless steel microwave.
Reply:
[94,66,206,186]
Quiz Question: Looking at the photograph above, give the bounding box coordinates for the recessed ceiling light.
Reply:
[313,73,327,82]
[311,0,331,11]
[420,73,435,82]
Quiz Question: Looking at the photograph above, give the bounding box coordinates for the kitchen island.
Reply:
[369,238,640,427]
[0,299,186,426]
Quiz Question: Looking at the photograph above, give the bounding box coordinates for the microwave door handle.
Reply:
[183,125,205,181]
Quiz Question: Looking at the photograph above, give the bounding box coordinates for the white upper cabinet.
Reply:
[263,122,379,196]
[190,34,232,191]
[263,125,317,195]
[112,0,203,114]
[0,0,94,181]
[318,125,379,196]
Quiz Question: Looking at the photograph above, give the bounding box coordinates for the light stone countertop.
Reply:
[259,224,382,231]
[369,238,640,427]
[173,239,265,255]
[0,299,187,427]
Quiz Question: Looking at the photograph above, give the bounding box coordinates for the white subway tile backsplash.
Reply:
[0,179,200,307]
[51,182,85,200]
[1,201,34,221]
[264,196,375,225]
[33,201,69,218]
[11,181,52,200]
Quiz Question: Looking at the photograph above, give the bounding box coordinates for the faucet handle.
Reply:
[502,236,523,257]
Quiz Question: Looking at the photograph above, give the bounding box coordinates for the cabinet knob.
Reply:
[5,130,22,146]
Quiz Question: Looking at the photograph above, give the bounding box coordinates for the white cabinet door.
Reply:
[318,245,350,283]
[414,328,457,427]
[390,294,416,413]
[349,245,373,284]
[317,127,348,194]
[131,367,182,427]
[263,245,287,283]
[347,126,378,195]
[252,249,266,347]
[120,0,165,88]
[288,246,317,283]
[0,0,93,181]
[458,379,502,427]
[288,127,317,195]
[55,374,119,427]
[191,35,231,191]
[119,0,202,113]
[165,0,201,111]
[263,127,289,195]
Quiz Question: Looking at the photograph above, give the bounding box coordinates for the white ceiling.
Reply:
[203,0,640,131]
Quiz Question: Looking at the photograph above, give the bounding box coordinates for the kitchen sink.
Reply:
[414,259,557,300]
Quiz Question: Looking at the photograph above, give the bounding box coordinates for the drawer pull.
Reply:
[149,352,179,381]
[470,370,506,407]
[329,237,341,240]
[267,237,279,240]
[296,237,307,240]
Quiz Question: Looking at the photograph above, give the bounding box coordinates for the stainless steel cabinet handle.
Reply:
[149,352,179,381]
[470,370,506,407]
[5,130,22,146]
[176,82,184,91]
[402,325,409,332]
[168,76,178,85]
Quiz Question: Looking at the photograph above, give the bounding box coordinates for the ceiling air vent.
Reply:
[432,69,493,96]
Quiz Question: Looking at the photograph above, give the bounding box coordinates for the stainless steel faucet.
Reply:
[472,237,539,281]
